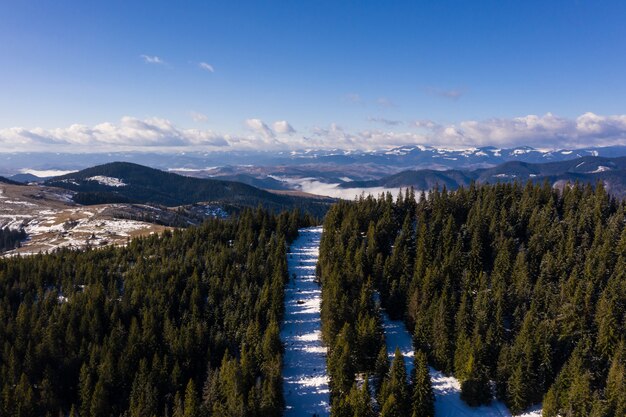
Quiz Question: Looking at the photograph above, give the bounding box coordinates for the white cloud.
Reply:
[276,176,405,200]
[0,117,230,152]
[2,113,626,153]
[20,169,77,177]
[198,62,214,72]
[415,112,626,148]
[140,55,165,65]
[245,118,275,140]
[190,111,208,122]
[273,120,295,134]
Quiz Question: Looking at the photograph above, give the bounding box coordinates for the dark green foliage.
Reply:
[411,350,434,417]
[318,197,387,407]
[0,208,308,416]
[0,227,26,252]
[331,379,375,417]
[379,349,410,417]
[320,182,626,416]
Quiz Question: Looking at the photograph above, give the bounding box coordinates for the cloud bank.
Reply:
[2,113,626,152]
[0,117,230,152]
[417,112,626,149]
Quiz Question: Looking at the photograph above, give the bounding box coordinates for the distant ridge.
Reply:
[339,156,626,198]
[0,176,22,185]
[8,173,46,184]
[46,162,333,215]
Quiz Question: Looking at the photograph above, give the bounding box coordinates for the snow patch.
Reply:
[588,165,611,173]
[86,176,127,187]
[281,227,330,416]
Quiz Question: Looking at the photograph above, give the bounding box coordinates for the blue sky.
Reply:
[1,0,626,151]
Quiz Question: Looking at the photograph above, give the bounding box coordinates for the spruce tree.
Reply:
[411,350,434,417]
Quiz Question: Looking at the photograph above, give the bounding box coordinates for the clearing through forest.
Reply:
[281,226,330,416]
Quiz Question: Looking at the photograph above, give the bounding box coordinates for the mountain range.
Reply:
[3,145,626,179]
[341,156,626,198]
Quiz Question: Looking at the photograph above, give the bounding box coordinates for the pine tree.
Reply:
[411,350,434,417]
[507,363,528,414]
[374,344,389,393]
[78,364,93,417]
[380,393,401,417]
[172,391,184,417]
[605,341,626,417]
[328,324,357,396]
[379,348,409,416]
[184,379,199,417]
[93,376,113,417]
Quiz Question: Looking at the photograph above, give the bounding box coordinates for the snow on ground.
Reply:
[86,175,127,187]
[379,300,541,417]
[0,185,168,256]
[281,227,330,416]
[588,165,611,173]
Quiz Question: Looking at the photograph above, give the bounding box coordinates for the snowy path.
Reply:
[281,226,330,416]
[379,301,541,417]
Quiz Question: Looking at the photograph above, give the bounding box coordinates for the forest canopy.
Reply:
[0,207,307,417]
[318,182,626,417]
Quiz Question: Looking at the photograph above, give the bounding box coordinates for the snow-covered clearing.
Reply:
[281,226,330,416]
[86,175,127,187]
[379,301,541,417]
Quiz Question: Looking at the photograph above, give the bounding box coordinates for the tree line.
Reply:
[0,227,26,253]
[0,207,309,417]
[319,182,626,416]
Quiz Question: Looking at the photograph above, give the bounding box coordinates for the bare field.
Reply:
[0,183,170,256]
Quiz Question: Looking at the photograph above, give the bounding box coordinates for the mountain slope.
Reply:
[8,173,47,183]
[0,176,23,185]
[211,173,291,190]
[339,169,474,190]
[341,156,626,198]
[45,162,333,215]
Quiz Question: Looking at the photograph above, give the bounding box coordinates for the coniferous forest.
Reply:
[0,227,26,253]
[318,182,626,417]
[0,208,308,417]
[1,181,626,417]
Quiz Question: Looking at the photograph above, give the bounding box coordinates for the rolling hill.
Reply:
[45,162,333,215]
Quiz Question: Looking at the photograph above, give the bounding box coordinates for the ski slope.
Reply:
[379,301,542,417]
[281,226,330,416]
